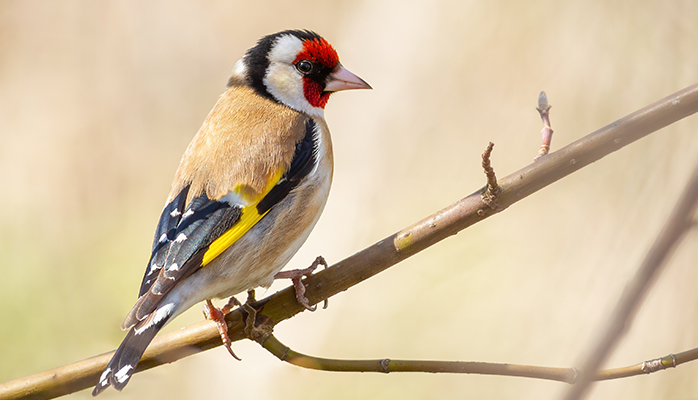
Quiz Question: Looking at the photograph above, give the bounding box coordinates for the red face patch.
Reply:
[302,80,330,109]
[295,38,339,109]
[293,38,339,69]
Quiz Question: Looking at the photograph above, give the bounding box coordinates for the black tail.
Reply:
[92,308,172,396]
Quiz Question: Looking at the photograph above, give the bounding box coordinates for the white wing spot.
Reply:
[166,263,179,272]
[114,365,133,384]
[158,233,168,243]
[182,209,194,219]
[175,233,187,243]
[170,209,182,218]
[147,262,162,276]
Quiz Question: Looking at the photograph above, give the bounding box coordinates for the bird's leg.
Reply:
[238,289,274,344]
[242,290,257,338]
[274,256,328,311]
[203,298,242,361]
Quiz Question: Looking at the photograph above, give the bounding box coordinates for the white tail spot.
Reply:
[114,365,133,383]
[134,302,175,335]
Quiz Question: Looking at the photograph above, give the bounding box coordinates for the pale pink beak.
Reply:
[324,65,372,92]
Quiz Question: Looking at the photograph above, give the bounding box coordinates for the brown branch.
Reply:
[562,158,698,400]
[260,334,698,383]
[261,334,578,382]
[2,83,698,400]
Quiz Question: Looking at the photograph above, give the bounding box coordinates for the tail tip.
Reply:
[92,364,134,396]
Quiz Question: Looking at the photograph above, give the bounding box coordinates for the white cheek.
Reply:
[264,63,324,117]
[266,64,301,91]
[264,34,325,117]
[265,64,304,103]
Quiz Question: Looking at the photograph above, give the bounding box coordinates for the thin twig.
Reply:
[534,91,553,161]
[261,334,578,382]
[2,83,698,400]
[262,333,698,383]
[562,162,698,400]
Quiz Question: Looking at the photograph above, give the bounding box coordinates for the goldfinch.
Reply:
[92,30,370,395]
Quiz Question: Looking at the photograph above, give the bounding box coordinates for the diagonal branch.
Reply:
[2,83,698,400]
[562,154,698,400]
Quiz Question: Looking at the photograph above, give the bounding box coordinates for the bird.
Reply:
[92,29,371,396]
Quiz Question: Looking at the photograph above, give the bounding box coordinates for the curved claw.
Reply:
[203,299,242,361]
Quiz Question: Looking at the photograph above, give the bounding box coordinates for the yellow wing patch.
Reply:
[200,168,284,267]
[201,205,267,266]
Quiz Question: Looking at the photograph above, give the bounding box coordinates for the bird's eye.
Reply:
[295,60,313,74]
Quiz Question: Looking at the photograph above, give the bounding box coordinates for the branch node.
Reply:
[280,344,290,362]
[641,358,665,374]
[380,358,391,373]
[481,142,501,209]
[641,353,678,374]
[570,367,579,383]
[534,91,554,161]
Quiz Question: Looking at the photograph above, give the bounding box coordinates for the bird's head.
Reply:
[229,30,371,117]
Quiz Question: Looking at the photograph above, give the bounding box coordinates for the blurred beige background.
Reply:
[1,1,698,399]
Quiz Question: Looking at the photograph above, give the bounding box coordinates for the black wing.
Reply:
[123,118,319,328]
[124,191,241,326]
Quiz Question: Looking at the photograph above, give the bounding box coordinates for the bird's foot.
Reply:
[203,297,242,360]
[274,255,328,311]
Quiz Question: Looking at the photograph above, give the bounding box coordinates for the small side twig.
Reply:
[481,142,500,210]
[535,91,553,161]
